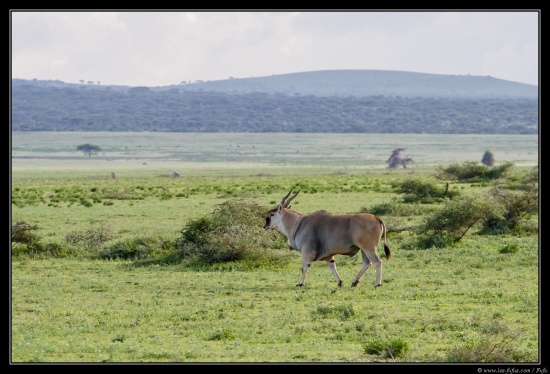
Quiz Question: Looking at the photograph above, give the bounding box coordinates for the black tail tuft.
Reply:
[384,244,391,261]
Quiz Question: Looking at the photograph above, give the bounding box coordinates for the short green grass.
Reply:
[11,238,538,362]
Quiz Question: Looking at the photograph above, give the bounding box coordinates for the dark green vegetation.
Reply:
[12,70,538,134]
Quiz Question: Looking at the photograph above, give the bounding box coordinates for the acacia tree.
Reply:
[77,143,101,158]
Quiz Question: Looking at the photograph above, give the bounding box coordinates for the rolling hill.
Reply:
[172,69,538,99]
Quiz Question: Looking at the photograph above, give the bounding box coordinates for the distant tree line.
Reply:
[11,81,538,134]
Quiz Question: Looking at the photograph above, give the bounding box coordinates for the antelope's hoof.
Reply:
[338,281,343,287]
[375,283,382,288]
[351,281,359,287]
[296,284,304,287]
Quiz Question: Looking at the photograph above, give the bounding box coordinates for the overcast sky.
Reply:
[10,10,540,87]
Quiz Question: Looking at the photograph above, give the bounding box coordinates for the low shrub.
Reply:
[99,237,174,260]
[395,179,459,203]
[414,195,503,248]
[64,221,114,254]
[484,169,539,232]
[175,198,291,268]
[11,221,40,248]
[363,336,409,359]
[12,241,82,259]
[436,161,514,182]
[361,201,436,217]
[499,243,520,254]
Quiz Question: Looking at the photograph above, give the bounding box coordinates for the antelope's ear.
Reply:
[277,204,283,213]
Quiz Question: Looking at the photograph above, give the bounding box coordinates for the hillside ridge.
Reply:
[172,69,538,98]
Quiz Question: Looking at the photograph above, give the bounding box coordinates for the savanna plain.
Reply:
[10,132,540,364]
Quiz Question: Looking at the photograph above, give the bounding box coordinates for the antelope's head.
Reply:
[264,189,300,230]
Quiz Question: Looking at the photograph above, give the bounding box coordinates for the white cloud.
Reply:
[10,10,539,86]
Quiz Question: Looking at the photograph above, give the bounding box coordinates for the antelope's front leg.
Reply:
[297,262,310,287]
[326,257,344,287]
[297,250,315,286]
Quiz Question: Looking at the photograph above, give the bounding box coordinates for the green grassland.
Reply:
[10,133,540,363]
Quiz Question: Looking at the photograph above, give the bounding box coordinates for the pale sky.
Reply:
[10,10,540,87]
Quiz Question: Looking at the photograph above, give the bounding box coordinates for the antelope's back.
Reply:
[302,211,378,244]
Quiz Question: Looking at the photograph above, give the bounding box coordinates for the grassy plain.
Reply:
[10,133,540,364]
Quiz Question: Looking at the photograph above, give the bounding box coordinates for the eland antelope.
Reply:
[264,190,391,287]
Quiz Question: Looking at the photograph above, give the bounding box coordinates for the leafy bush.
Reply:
[361,201,435,217]
[64,221,114,254]
[363,336,409,359]
[99,237,174,260]
[482,168,539,233]
[206,329,235,341]
[436,161,514,181]
[415,235,454,250]
[415,195,502,248]
[499,243,519,254]
[12,241,81,259]
[175,198,291,267]
[395,179,459,203]
[11,221,40,248]
[11,220,83,258]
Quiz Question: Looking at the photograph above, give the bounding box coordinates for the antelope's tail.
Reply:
[379,218,391,261]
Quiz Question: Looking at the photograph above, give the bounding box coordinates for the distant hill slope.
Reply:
[172,70,538,99]
[11,70,539,134]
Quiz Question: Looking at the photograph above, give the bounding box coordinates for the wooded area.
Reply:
[12,78,538,134]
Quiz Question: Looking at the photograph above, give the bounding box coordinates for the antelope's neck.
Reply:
[280,210,302,239]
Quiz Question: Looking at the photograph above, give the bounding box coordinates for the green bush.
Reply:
[175,198,291,268]
[363,337,409,359]
[499,243,520,254]
[436,161,514,181]
[415,195,502,247]
[395,179,459,203]
[362,201,436,217]
[99,237,174,260]
[11,220,84,258]
[415,235,454,249]
[482,167,539,232]
[11,221,40,248]
[13,241,82,259]
[64,221,114,254]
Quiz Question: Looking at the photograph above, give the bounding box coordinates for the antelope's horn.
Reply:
[280,190,293,205]
[283,190,300,208]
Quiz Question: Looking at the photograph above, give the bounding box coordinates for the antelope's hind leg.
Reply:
[351,251,372,287]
